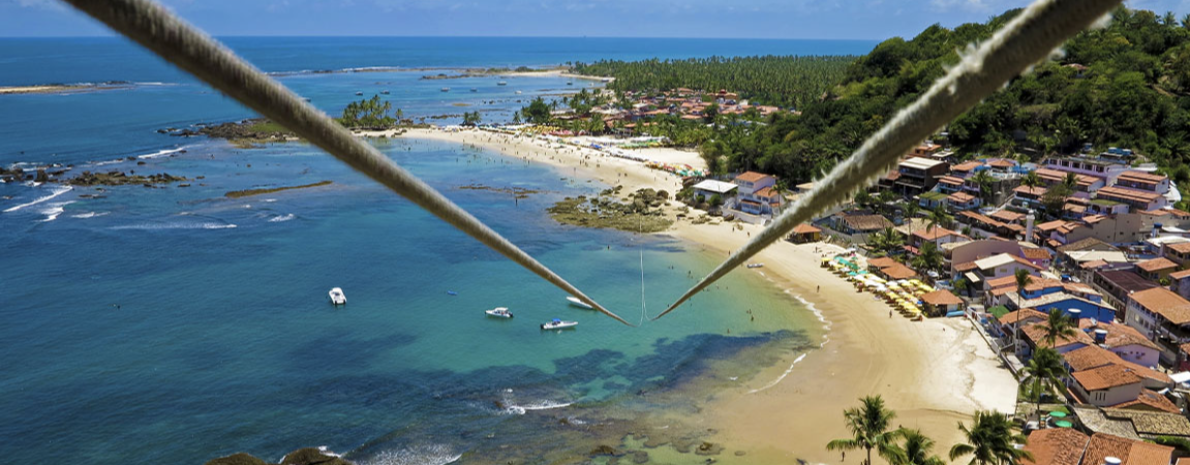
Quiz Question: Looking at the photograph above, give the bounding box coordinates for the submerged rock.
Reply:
[205,448,353,465]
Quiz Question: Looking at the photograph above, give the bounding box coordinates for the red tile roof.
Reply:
[920,289,963,306]
[1118,171,1168,185]
[1023,429,1089,465]
[735,171,773,183]
[913,226,959,241]
[1137,257,1179,273]
[948,192,977,203]
[879,263,918,280]
[951,161,982,172]
[999,308,1047,325]
[1116,390,1182,414]
[1129,288,1190,326]
[1170,269,1190,281]
[1098,186,1164,203]
[792,223,821,234]
[1084,433,1173,465]
[1021,248,1052,260]
[1071,364,1143,391]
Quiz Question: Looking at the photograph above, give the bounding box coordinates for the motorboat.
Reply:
[354,91,363,96]
[441,87,450,92]
[485,307,513,318]
[470,88,478,92]
[328,287,346,306]
[515,90,522,94]
[566,296,594,309]
[497,81,507,86]
[541,319,577,330]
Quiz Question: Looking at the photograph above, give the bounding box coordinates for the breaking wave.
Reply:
[268,213,296,222]
[361,444,461,465]
[137,146,189,159]
[3,185,73,213]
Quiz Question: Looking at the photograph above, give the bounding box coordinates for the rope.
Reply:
[60,0,631,326]
[654,0,1122,320]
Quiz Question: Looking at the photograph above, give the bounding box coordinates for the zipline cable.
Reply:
[654,0,1122,320]
[60,0,631,326]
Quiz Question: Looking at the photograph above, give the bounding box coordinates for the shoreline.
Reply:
[393,126,1019,463]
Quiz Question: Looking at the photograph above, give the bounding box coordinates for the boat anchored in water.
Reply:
[541,319,578,330]
[485,307,513,318]
[441,87,450,92]
[566,296,593,309]
[328,287,346,306]
[354,91,363,96]
[470,88,478,92]
[497,81,507,86]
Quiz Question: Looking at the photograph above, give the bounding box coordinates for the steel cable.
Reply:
[61,0,631,325]
[654,0,1122,320]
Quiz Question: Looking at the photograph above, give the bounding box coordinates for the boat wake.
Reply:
[362,444,461,465]
[111,221,237,230]
[500,399,573,415]
[39,201,76,222]
[137,146,189,159]
[268,213,296,222]
[71,211,109,219]
[3,185,73,213]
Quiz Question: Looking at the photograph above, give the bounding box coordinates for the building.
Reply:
[1163,242,1190,268]
[1074,406,1190,441]
[1023,429,1089,465]
[1083,433,1174,465]
[910,226,965,248]
[833,214,894,236]
[1095,186,1169,212]
[1091,270,1160,314]
[790,223,822,244]
[947,191,980,210]
[1115,171,1171,195]
[1042,156,1130,187]
[1172,269,1190,301]
[1080,320,1163,369]
[920,289,963,316]
[1135,258,1178,282]
[894,157,949,196]
[1125,288,1190,365]
[733,172,781,216]
[691,179,737,204]
[1070,364,1143,408]
[972,253,1043,289]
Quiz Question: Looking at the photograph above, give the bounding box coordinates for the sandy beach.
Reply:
[392,127,1019,463]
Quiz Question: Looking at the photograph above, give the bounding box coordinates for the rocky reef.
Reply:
[225,180,333,199]
[67,170,189,187]
[205,447,352,465]
[548,185,673,233]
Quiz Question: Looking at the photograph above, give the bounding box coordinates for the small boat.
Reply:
[381,90,390,95]
[485,307,513,318]
[497,81,507,86]
[446,290,458,296]
[515,90,522,94]
[566,296,594,309]
[470,88,478,93]
[354,91,363,96]
[746,263,764,269]
[566,81,573,86]
[441,87,450,92]
[328,287,346,306]
[541,319,578,330]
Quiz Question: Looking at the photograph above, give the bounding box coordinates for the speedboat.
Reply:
[485,307,513,318]
[541,319,577,330]
[328,287,346,306]
[566,296,594,309]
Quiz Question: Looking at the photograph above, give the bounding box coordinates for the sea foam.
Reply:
[3,185,73,213]
[363,444,461,465]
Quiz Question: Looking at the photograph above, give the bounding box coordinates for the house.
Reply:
[1058,239,1129,271]
[947,191,980,210]
[733,172,781,216]
[1041,156,1130,187]
[1022,247,1053,269]
[1073,406,1190,441]
[1114,171,1171,195]
[1082,433,1174,465]
[1022,321,1096,354]
[1014,185,1047,207]
[1091,270,1160,313]
[1135,258,1178,282]
[876,262,918,281]
[1035,167,1105,194]
[1063,345,1171,392]
[1171,269,1190,301]
[834,214,894,236]
[1081,320,1163,369]
[1023,429,1089,465]
[910,226,965,248]
[1070,364,1143,408]
[937,176,965,194]
[999,308,1048,336]
[894,157,949,196]
[1095,186,1169,212]
[920,289,963,316]
[973,253,1043,288]
[1005,291,1116,322]
[1125,287,1190,365]
[790,223,822,244]
[691,179,737,204]
[1163,242,1190,268]
[919,191,949,210]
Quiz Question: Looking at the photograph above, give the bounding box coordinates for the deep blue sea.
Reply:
[0,37,875,465]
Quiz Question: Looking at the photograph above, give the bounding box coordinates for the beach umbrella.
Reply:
[1049,411,1067,418]
[848,271,858,276]
[1054,420,1073,428]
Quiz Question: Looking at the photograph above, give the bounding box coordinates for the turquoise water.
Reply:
[0,38,861,464]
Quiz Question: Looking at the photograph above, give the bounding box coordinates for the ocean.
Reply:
[0,37,876,464]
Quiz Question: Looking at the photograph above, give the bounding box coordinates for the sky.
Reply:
[3,0,1190,39]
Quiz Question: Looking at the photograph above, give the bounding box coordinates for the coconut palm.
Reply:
[1020,347,1068,419]
[970,169,996,204]
[1037,308,1077,347]
[925,206,953,246]
[871,227,904,257]
[903,202,922,234]
[950,411,1032,465]
[1013,269,1033,299]
[953,276,971,298]
[827,396,903,465]
[888,429,945,465]
[1021,170,1042,190]
[911,241,944,276]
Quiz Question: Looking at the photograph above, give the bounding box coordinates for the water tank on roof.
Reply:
[1106,457,1123,465]
[1094,329,1108,344]
[1069,309,1082,319]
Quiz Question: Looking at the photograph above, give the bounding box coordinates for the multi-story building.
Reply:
[893,158,949,196]
[732,171,783,216]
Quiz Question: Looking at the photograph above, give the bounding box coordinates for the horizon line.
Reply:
[0,34,884,42]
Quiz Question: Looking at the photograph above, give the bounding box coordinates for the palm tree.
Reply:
[1037,308,1077,347]
[903,202,922,234]
[1013,269,1033,299]
[1020,170,1041,190]
[1062,172,1079,192]
[872,227,904,257]
[1020,347,1068,419]
[888,429,945,465]
[950,411,1032,465]
[827,396,903,465]
[953,276,971,298]
[970,170,996,205]
[925,206,953,246]
[912,241,944,276]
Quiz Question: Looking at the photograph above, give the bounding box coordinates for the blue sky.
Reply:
[3,0,1190,39]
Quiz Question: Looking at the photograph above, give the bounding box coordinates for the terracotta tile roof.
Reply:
[1137,257,1179,273]
[1170,269,1190,280]
[792,223,821,234]
[1080,321,1162,352]
[920,289,963,306]
[999,308,1047,325]
[1084,433,1174,465]
[989,159,1016,168]
[1098,186,1164,203]
[986,275,1021,289]
[1011,254,1045,271]
[1037,220,1070,232]
[948,191,977,203]
[1118,171,1168,185]
[1058,222,1084,235]
[1168,242,1190,254]
[1036,168,1099,187]
[1059,238,1115,253]
[951,161,982,172]
[954,261,978,272]
[735,171,772,183]
[1082,260,1111,270]
[754,186,781,198]
[1102,408,1190,437]
[991,210,1026,223]
[913,225,959,241]
[939,176,964,186]
[867,257,899,269]
[1074,364,1144,391]
[1022,277,1065,292]
[1024,429,1089,465]
[1023,321,1096,349]
[1129,288,1190,326]
[1014,185,1048,196]
[1116,390,1182,414]
[1065,346,1121,371]
[879,263,918,280]
[1181,342,1190,356]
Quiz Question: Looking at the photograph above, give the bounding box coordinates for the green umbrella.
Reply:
[1049,411,1067,418]
[1055,420,1073,428]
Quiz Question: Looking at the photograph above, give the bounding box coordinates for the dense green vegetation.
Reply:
[338,95,402,128]
[573,55,856,108]
[572,7,1190,191]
